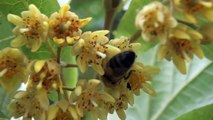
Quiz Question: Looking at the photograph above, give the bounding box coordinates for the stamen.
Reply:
[0,69,8,77]
[20,28,30,33]
[96,51,106,58]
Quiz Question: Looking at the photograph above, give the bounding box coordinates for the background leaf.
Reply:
[201,44,213,62]
[177,104,213,120]
[71,0,104,31]
[0,87,14,118]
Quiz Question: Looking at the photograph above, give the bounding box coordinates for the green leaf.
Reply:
[201,44,213,62]
[177,104,213,120]
[114,0,156,51]
[71,0,104,31]
[0,12,14,50]
[0,87,13,118]
[0,0,59,15]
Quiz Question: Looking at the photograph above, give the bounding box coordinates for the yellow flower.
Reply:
[0,48,28,92]
[158,25,204,74]
[109,36,141,51]
[174,0,213,23]
[8,88,49,120]
[70,79,115,120]
[135,1,177,43]
[7,4,49,52]
[48,99,79,120]
[128,63,159,96]
[27,59,62,92]
[72,30,117,75]
[104,81,134,120]
[49,4,91,46]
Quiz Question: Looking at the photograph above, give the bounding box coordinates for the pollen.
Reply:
[7,4,49,52]
[0,56,18,79]
[172,38,192,57]
[28,60,62,92]
[22,16,41,39]
[49,4,91,46]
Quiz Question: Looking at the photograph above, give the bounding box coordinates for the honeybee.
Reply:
[101,51,136,88]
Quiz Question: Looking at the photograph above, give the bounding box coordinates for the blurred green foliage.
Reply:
[71,0,104,31]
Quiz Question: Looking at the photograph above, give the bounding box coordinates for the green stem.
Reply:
[130,30,141,43]
[104,0,121,31]
[61,63,78,68]
[47,40,56,58]
[177,19,198,29]
[56,47,69,100]
[57,47,62,63]
[63,86,75,91]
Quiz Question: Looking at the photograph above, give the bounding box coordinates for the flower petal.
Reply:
[116,109,126,120]
[76,54,88,73]
[142,82,156,96]
[11,36,27,47]
[79,17,92,28]
[173,55,187,74]
[31,38,42,52]
[203,9,213,21]
[7,14,23,26]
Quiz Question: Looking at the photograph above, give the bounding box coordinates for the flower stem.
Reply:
[177,19,198,29]
[130,30,141,43]
[61,63,78,68]
[47,40,56,58]
[63,86,75,91]
[104,0,121,31]
[170,0,174,14]
[56,46,69,100]
[57,47,62,63]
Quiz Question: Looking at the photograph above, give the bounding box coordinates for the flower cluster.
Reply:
[4,3,159,120]
[135,1,207,74]
[174,0,213,23]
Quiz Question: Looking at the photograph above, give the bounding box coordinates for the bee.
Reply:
[101,51,136,88]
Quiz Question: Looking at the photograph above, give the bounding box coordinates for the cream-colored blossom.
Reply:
[70,79,115,120]
[27,59,62,92]
[109,36,141,51]
[104,81,134,120]
[174,0,213,23]
[48,99,79,120]
[8,4,49,52]
[158,25,204,74]
[0,48,28,92]
[49,4,91,46]
[128,63,159,96]
[135,1,177,43]
[8,88,49,120]
[72,30,119,75]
